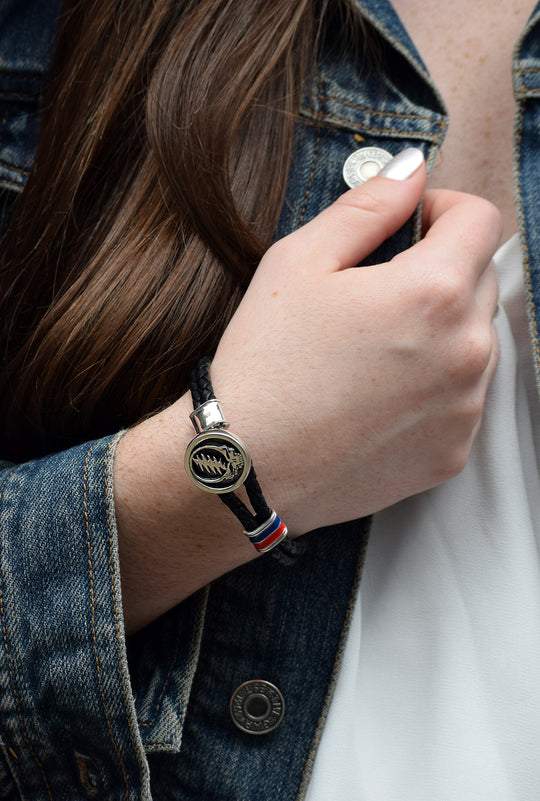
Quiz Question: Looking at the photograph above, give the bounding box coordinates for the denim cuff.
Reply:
[0,433,203,798]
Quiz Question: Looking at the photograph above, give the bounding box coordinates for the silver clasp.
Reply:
[189,399,229,434]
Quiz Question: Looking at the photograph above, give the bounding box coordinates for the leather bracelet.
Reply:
[185,358,303,563]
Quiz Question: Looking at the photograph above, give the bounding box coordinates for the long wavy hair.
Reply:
[0,0,360,461]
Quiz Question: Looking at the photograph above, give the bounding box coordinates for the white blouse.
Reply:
[307,234,540,800]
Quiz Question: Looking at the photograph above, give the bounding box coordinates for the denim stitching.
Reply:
[144,743,183,752]
[0,471,26,797]
[0,179,21,191]
[513,95,540,374]
[0,469,53,800]
[0,159,29,177]
[83,445,130,798]
[297,76,324,227]
[513,64,540,96]
[313,92,438,122]
[3,743,26,801]
[103,443,145,783]
[298,123,322,227]
[300,108,444,142]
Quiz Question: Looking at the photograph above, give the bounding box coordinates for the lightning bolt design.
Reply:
[192,444,245,481]
[193,453,227,476]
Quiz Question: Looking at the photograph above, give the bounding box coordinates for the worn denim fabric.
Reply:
[512,4,540,395]
[2,0,540,798]
[0,0,63,239]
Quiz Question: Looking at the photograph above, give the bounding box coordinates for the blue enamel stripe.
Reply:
[248,514,283,545]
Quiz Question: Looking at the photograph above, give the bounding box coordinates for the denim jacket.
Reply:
[1,1,540,798]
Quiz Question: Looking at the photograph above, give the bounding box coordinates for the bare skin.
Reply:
[392,0,533,241]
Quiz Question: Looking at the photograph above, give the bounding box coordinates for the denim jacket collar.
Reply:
[304,0,447,145]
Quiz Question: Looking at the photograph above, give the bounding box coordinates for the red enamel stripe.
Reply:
[254,521,287,551]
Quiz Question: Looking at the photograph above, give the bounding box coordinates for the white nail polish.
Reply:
[378,147,425,180]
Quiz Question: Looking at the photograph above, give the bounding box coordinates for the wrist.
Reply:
[114,392,258,632]
[185,358,303,563]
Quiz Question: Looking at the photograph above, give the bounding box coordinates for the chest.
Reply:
[392,0,534,241]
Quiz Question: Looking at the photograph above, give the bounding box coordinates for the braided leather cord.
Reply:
[189,359,304,564]
[190,357,214,407]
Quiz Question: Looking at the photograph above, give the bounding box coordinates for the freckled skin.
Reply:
[392,0,533,242]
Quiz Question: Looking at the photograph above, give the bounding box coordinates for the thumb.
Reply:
[288,147,427,272]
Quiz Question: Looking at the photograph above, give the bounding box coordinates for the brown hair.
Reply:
[0,0,355,461]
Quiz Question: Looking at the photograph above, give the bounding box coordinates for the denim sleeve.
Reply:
[0,433,206,799]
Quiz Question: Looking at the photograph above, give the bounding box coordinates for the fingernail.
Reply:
[378,147,425,181]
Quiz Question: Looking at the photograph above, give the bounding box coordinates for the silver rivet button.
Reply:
[230,680,285,735]
[342,146,393,187]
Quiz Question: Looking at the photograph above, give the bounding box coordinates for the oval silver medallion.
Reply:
[342,146,393,188]
[185,430,251,493]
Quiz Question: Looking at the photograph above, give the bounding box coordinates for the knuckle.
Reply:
[438,271,468,309]
[420,269,468,319]
[428,319,494,383]
[460,327,494,376]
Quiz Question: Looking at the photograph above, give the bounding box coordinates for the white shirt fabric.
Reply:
[306,234,540,801]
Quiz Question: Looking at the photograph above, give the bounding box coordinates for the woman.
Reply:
[0,0,529,797]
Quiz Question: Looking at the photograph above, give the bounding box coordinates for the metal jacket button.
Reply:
[342,146,393,187]
[230,680,285,735]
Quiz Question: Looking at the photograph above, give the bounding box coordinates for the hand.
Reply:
[115,150,501,630]
[210,154,501,535]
